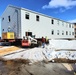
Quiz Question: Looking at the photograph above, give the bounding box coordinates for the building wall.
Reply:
[1,5,74,39]
[21,9,51,38]
[21,8,74,39]
[1,6,21,38]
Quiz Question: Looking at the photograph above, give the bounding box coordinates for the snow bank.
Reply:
[2,39,76,63]
[3,48,76,63]
[47,39,76,50]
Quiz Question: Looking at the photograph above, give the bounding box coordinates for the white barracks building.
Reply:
[1,5,74,39]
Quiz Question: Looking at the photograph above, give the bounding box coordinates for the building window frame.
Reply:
[25,13,29,20]
[69,24,71,28]
[72,25,74,28]
[57,20,59,25]
[62,22,64,26]
[51,19,54,24]
[69,31,71,35]
[2,29,4,32]
[66,31,68,35]
[66,23,68,27]
[2,18,4,21]
[8,16,11,22]
[51,29,54,35]
[36,15,39,21]
[57,30,59,35]
[62,31,64,35]
[72,32,74,35]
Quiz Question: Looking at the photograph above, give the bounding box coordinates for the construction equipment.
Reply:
[0,32,15,46]
[2,32,15,39]
[22,36,38,47]
[1,32,39,47]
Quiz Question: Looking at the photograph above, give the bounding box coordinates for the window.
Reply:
[66,23,68,27]
[51,19,54,24]
[36,15,39,21]
[51,30,54,35]
[66,31,68,35]
[57,20,59,25]
[2,29,4,31]
[62,22,64,26]
[57,30,59,35]
[62,31,64,35]
[72,32,74,35]
[25,13,29,19]
[72,25,74,28]
[69,24,71,28]
[69,31,71,35]
[2,18,4,21]
[8,16,11,22]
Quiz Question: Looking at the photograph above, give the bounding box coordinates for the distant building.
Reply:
[1,5,75,39]
[73,23,76,38]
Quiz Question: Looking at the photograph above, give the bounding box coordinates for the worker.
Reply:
[45,36,49,45]
[42,37,45,48]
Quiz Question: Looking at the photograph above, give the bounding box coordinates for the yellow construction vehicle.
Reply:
[2,32,15,39]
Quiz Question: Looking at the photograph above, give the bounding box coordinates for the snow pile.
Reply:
[47,39,76,50]
[42,49,57,61]
[43,49,76,61]
[3,48,76,63]
[3,48,46,63]
[2,39,76,63]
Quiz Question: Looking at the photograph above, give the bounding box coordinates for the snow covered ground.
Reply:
[1,39,76,63]
[47,39,76,50]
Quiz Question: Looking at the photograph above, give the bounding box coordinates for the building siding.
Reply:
[1,5,75,39]
[1,6,21,38]
[21,8,74,39]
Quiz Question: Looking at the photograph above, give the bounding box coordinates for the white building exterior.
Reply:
[1,5,74,39]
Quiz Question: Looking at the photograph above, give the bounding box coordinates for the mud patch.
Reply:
[0,59,75,75]
[53,58,76,63]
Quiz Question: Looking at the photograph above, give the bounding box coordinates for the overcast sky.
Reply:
[0,0,76,36]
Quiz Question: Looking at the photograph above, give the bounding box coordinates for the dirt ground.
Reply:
[0,60,75,75]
